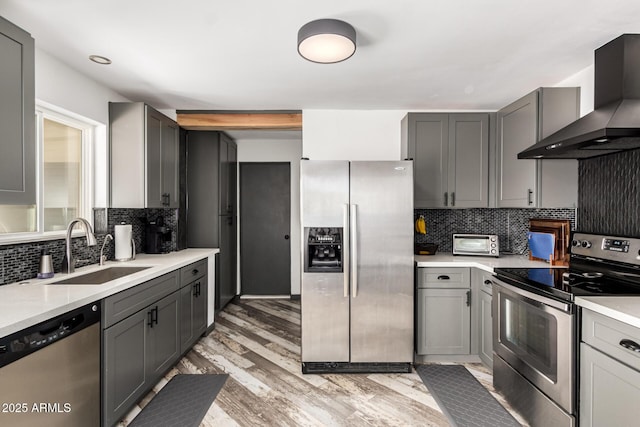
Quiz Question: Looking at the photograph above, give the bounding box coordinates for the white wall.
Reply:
[236,138,303,295]
[35,48,129,207]
[302,110,408,160]
[555,64,595,117]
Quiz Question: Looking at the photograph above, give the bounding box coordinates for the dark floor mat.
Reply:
[129,374,228,427]
[416,364,521,427]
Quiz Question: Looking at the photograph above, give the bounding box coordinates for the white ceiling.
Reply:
[2,0,640,113]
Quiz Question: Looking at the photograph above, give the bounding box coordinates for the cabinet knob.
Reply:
[484,280,492,285]
[284,235,290,240]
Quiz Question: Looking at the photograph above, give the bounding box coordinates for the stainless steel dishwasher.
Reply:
[0,302,100,427]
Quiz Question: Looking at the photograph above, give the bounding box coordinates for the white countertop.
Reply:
[0,248,218,337]
[576,296,640,329]
[415,253,557,272]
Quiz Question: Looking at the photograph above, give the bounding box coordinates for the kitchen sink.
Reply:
[49,266,151,285]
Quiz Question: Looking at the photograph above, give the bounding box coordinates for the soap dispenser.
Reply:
[37,249,54,279]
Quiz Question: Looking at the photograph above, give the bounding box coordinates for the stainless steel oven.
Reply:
[492,232,640,427]
[492,277,576,427]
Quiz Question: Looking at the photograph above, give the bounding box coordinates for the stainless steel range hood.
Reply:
[519,34,640,159]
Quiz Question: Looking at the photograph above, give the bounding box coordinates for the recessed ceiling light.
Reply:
[89,55,112,65]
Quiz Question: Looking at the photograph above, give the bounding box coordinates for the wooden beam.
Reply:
[177,113,302,130]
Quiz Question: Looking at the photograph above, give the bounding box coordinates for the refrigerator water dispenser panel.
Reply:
[305,227,343,273]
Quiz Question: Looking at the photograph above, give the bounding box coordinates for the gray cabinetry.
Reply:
[580,309,640,426]
[496,87,579,208]
[102,266,207,427]
[402,113,489,208]
[416,268,471,355]
[186,131,237,310]
[0,17,35,205]
[179,260,207,354]
[218,133,237,215]
[103,307,148,427]
[110,102,179,208]
[477,272,493,367]
[147,291,180,378]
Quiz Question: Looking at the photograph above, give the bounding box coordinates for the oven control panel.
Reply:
[572,232,640,265]
[602,238,630,253]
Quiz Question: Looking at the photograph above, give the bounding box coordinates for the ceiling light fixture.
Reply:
[297,19,356,64]
[89,55,112,65]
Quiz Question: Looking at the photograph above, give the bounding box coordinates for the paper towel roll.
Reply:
[114,224,133,261]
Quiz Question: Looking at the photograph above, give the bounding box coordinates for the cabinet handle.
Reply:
[147,309,154,328]
[527,189,533,206]
[444,192,448,206]
[193,281,201,297]
[451,192,455,207]
[466,290,471,307]
[152,306,158,326]
[484,280,492,285]
[197,282,201,297]
[437,275,450,280]
[620,339,640,353]
[162,193,170,206]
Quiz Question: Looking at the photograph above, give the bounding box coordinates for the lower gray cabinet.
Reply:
[179,261,208,354]
[580,343,640,426]
[580,308,640,426]
[416,288,471,355]
[416,267,471,355]
[102,261,208,427]
[147,292,180,378]
[103,308,148,427]
[179,278,207,354]
[479,289,493,366]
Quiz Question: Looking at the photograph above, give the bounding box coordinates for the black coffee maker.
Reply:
[145,216,171,254]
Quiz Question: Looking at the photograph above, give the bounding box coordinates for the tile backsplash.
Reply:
[0,208,178,285]
[578,149,640,237]
[415,208,576,255]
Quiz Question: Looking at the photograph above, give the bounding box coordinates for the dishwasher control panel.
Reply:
[0,302,100,368]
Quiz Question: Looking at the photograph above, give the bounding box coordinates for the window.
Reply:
[0,104,96,241]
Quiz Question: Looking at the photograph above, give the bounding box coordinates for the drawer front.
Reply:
[582,308,640,371]
[103,271,179,328]
[417,267,470,289]
[180,259,207,287]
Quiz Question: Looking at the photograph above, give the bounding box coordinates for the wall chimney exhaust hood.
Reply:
[519,34,640,159]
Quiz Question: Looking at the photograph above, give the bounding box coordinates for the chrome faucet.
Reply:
[62,217,97,273]
[100,234,113,266]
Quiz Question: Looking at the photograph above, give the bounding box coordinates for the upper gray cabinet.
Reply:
[402,113,489,208]
[110,103,179,208]
[496,87,579,208]
[0,17,35,205]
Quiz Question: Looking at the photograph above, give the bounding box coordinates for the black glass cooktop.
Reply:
[494,267,640,302]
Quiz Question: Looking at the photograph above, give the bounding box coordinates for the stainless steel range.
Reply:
[491,232,640,427]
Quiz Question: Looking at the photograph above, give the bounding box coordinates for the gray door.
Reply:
[240,162,291,296]
[349,161,414,363]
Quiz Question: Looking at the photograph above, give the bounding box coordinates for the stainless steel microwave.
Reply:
[452,234,499,257]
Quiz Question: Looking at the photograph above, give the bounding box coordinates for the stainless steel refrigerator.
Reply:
[301,160,414,373]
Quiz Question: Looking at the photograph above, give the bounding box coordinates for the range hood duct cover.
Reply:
[519,34,640,159]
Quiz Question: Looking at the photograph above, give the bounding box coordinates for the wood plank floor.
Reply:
[118,298,528,426]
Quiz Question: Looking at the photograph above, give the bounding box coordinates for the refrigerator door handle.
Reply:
[343,203,350,298]
[351,204,358,298]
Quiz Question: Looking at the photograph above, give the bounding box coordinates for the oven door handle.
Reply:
[492,278,572,313]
